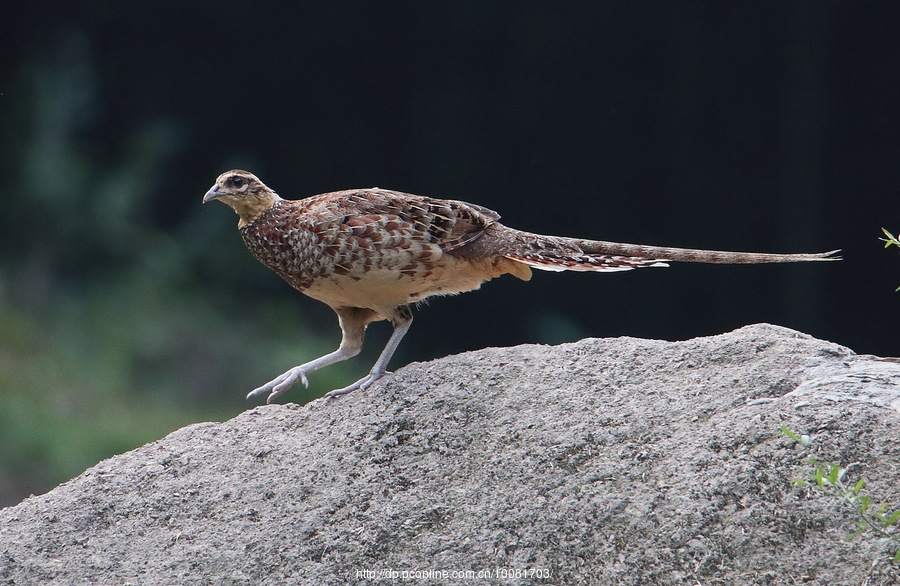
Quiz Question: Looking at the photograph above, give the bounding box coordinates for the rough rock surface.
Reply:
[2,324,899,585]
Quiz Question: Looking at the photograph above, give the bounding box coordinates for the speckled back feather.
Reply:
[239,189,506,291]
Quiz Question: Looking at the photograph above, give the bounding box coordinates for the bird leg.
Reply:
[247,307,377,403]
[324,309,413,398]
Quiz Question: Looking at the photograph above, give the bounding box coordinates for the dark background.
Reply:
[1,2,898,505]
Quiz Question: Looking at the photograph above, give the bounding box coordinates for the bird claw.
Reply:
[324,371,387,398]
[246,366,311,404]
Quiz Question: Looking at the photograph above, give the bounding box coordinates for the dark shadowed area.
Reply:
[1,3,898,505]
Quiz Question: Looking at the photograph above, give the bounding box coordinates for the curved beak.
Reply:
[202,185,221,204]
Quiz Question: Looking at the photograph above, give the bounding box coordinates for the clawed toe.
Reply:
[246,367,311,403]
[323,371,387,398]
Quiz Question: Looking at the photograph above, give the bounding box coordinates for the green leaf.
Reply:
[884,509,900,529]
[847,526,868,541]
[827,463,841,485]
[853,477,866,496]
[780,426,801,442]
[857,495,870,515]
[779,426,812,448]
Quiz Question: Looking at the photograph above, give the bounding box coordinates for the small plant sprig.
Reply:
[781,427,900,564]
[880,228,900,291]
[881,228,900,248]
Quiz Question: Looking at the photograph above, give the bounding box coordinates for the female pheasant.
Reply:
[203,170,839,403]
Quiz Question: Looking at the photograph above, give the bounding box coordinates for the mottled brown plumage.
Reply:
[203,169,839,402]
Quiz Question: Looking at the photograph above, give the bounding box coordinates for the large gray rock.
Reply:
[2,324,899,585]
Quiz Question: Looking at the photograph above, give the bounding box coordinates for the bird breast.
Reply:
[238,199,491,308]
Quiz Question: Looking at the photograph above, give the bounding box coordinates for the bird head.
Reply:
[203,170,281,228]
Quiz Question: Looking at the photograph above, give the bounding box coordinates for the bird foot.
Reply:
[324,371,389,398]
[246,366,311,404]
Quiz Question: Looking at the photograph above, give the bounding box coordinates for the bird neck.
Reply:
[231,192,282,228]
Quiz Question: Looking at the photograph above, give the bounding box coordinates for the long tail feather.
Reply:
[504,253,668,272]
[573,240,841,264]
[499,229,840,273]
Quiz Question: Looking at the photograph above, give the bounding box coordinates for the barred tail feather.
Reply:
[574,240,841,264]
[503,253,669,273]
[496,229,839,273]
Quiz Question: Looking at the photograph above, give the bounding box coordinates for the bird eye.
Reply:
[228,176,245,188]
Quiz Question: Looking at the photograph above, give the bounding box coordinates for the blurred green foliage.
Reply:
[0,5,860,508]
[0,33,358,507]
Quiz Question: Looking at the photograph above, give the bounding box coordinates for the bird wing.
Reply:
[303,188,501,252]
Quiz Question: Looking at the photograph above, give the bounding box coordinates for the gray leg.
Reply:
[247,307,376,403]
[324,309,413,398]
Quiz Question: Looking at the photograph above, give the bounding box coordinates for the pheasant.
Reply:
[203,170,839,403]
